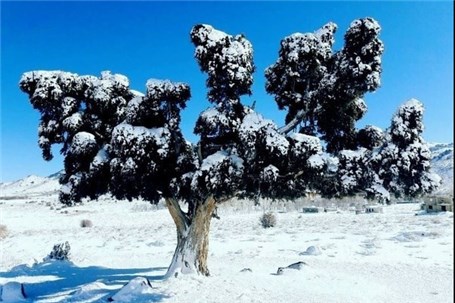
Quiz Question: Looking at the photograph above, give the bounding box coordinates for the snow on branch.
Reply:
[190,24,254,106]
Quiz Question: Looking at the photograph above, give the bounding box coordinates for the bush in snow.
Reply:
[260,212,277,228]
[0,224,8,239]
[80,219,93,228]
[45,241,71,261]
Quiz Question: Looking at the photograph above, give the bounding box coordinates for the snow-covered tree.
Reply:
[266,18,384,153]
[21,20,439,278]
[374,99,441,198]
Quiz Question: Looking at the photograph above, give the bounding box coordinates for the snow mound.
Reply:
[0,282,28,302]
[69,281,112,302]
[108,277,154,302]
[300,245,322,256]
[391,231,440,242]
[8,259,75,276]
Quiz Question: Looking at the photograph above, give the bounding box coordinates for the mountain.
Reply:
[0,172,61,200]
[428,143,454,196]
[0,145,453,200]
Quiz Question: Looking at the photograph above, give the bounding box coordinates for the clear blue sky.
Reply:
[1,1,453,182]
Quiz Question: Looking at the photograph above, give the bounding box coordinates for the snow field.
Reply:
[1,198,453,302]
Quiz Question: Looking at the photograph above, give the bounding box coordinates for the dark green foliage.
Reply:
[266,18,384,153]
[375,100,440,198]
[357,125,384,150]
[19,71,133,204]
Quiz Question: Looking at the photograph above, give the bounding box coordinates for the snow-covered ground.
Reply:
[1,195,453,303]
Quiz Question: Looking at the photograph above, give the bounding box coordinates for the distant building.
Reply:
[396,200,418,204]
[302,206,321,213]
[422,197,453,213]
[364,205,383,214]
[323,207,338,213]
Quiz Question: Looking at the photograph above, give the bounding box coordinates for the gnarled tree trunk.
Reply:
[164,196,216,278]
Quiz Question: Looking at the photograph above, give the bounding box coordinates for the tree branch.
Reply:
[197,142,203,163]
[277,170,304,180]
[278,109,305,135]
[165,198,189,234]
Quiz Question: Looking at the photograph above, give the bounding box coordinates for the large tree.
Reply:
[20,18,439,277]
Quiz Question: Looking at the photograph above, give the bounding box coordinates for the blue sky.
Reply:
[1,1,453,182]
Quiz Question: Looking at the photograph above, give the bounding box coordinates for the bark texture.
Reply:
[165,197,216,278]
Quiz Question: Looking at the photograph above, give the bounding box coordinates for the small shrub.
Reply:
[260,212,276,228]
[45,241,71,261]
[0,224,8,239]
[80,219,93,228]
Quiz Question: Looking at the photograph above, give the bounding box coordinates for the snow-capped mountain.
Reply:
[429,143,454,196]
[1,144,453,200]
[0,171,61,199]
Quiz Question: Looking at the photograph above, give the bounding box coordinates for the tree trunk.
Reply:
[164,196,216,278]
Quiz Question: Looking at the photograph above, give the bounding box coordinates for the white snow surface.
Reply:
[1,194,453,303]
[288,133,322,154]
[63,112,83,132]
[199,108,230,129]
[70,132,97,156]
[199,150,242,172]
[112,124,171,156]
[0,281,28,302]
[108,277,155,302]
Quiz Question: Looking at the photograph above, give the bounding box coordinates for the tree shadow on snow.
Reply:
[0,261,169,302]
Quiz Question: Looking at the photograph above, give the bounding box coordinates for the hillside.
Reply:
[429,143,454,196]
[0,173,60,200]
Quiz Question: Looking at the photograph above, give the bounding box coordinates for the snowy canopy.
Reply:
[20,21,440,207]
[266,18,384,153]
[191,24,254,107]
